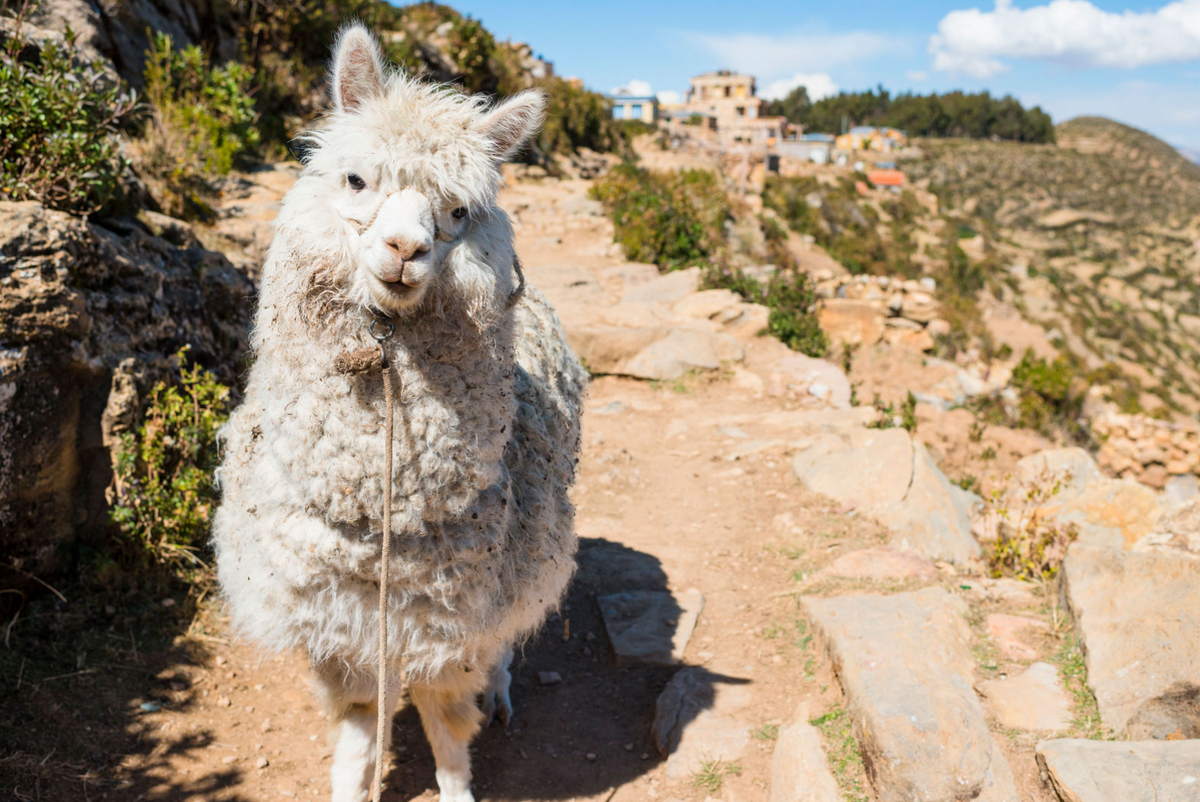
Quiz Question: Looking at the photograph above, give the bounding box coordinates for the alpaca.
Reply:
[212,24,586,802]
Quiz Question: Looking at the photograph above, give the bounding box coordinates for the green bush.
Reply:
[538,77,629,159]
[703,265,828,358]
[591,164,730,270]
[0,25,138,213]
[110,349,230,580]
[136,31,259,217]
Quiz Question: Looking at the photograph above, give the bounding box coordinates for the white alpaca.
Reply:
[212,24,586,802]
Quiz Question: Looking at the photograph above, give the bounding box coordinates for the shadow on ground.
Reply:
[383,537,748,801]
[0,578,246,802]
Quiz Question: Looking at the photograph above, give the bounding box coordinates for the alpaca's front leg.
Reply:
[481,646,514,728]
[411,674,485,802]
[319,672,401,802]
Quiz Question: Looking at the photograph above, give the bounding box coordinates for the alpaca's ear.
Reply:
[331,24,385,113]
[475,91,546,162]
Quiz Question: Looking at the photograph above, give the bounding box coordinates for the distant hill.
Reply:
[904,116,1200,415]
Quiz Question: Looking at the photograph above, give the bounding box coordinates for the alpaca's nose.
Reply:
[384,237,430,263]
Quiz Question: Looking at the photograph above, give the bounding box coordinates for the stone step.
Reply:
[1036,739,1200,802]
[1061,545,1200,738]
[804,587,1018,802]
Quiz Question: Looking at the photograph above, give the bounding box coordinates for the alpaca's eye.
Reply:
[452,207,468,220]
[347,174,366,191]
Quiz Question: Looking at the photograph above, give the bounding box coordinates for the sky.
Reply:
[446,0,1200,150]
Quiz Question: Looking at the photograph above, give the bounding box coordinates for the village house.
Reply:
[607,91,658,123]
[835,125,908,152]
[678,70,789,147]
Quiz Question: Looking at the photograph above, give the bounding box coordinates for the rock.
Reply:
[817,299,885,346]
[622,328,742,380]
[980,662,1073,731]
[1036,739,1200,802]
[0,202,253,592]
[795,428,913,510]
[1134,498,1200,556]
[804,588,1018,802]
[723,303,770,341]
[597,588,705,665]
[882,326,934,352]
[880,440,981,564]
[1038,208,1116,229]
[652,667,749,779]
[769,702,841,802]
[1013,449,1165,549]
[766,354,852,409]
[673,289,742,321]
[926,318,951,338]
[1012,448,1105,500]
[985,613,1049,661]
[568,324,743,381]
[900,292,939,323]
[255,756,270,769]
[818,548,938,582]
[621,267,700,305]
[1061,545,1200,734]
[537,671,562,686]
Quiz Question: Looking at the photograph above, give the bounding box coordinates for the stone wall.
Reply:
[813,273,949,352]
[1092,410,1200,488]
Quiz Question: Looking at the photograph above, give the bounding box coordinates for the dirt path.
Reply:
[4,172,1068,802]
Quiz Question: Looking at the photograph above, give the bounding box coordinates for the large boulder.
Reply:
[804,588,1018,802]
[1061,545,1200,736]
[0,202,253,590]
[1036,739,1200,802]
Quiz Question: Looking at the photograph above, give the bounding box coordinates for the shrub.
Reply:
[1010,349,1086,438]
[134,31,259,218]
[110,349,230,581]
[703,265,828,358]
[591,164,729,270]
[869,391,918,432]
[977,470,1080,581]
[538,77,629,159]
[0,24,138,213]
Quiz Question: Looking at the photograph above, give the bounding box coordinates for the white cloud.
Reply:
[930,0,1200,78]
[685,29,903,77]
[610,79,654,96]
[759,73,840,101]
[906,70,929,82]
[657,90,683,104]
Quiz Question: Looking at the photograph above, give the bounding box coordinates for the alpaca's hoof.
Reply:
[481,687,512,729]
[438,792,475,802]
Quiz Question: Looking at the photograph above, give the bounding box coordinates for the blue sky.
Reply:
[446,0,1200,149]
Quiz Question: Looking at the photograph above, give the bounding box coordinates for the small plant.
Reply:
[968,420,986,443]
[135,31,259,218]
[955,474,979,492]
[809,705,870,802]
[976,470,1080,581]
[982,445,998,460]
[110,348,230,580]
[751,723,779,741]
[869,391,918,432]
[691,758,741,793]
[1054,636,1114,740]
[0,20,139,213]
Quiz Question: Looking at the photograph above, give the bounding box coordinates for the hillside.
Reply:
[904,117,1200,415]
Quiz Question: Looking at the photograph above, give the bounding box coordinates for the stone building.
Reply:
[608,91,658,123]
[682,70,787,147]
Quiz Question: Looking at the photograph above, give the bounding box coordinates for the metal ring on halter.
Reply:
[369,319,395,341]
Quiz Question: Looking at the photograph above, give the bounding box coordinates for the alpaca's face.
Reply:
[303,25,545,317]
[333,175,473,314]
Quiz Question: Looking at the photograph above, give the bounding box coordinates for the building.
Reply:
[685,71,761,132]
[778,132,836,163]
[608,92,658,123]
[835,126,908,152]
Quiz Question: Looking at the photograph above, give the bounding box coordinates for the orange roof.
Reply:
[867,169,905,187]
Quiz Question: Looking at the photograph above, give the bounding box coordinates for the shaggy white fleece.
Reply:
[211,22,586,761]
